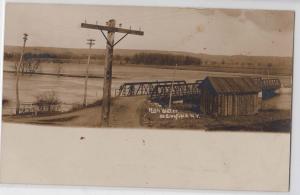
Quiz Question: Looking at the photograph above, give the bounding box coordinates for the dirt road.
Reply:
[109,96,146,128]
[3,96,147,128]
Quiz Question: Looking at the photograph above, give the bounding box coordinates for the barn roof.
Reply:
[202,77,261,94]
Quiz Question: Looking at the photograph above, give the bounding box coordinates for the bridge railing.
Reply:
[261,79,281,90]
[14,102,73,115]
[17,103,61,115]
[250,77,281,91]
[115,80,186,97]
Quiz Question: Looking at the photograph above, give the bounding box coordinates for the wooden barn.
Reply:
[199,77,261,116]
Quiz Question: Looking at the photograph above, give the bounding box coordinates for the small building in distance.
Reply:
[199,77,261,116]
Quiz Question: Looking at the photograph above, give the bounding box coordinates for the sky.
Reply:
[4,3,295,57]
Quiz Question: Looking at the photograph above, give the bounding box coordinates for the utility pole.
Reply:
[169,64,178,108]
[267,63,272,79]
[83,39,95,107]
[16,33,28,115]
[81,19,144,127]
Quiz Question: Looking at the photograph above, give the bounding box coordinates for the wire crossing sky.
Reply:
[4,3,295,57]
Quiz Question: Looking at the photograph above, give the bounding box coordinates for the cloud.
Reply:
[218,9,295,32]
[218,9,243,17]
[191,7,295,33]
[244,10,294,32]
[196,24,205,32]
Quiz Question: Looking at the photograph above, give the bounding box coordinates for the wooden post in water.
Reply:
[169,64,178,108]
[16,33,28,115]
[81,19,144,127]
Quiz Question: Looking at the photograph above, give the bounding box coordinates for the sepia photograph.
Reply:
[0,2,295,192]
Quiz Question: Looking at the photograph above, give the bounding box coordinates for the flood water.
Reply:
[2,61,292,115]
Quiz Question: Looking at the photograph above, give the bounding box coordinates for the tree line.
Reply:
[4,52,106,61]
[4,52,57,60]
[126,53,202,66]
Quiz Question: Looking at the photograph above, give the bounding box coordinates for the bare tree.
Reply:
[23,59,40,75]
[13,58,40,75]
[34,91,61,113]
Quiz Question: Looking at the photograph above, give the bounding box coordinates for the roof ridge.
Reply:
[204,76,261,94]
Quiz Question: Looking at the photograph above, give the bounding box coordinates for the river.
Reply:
[2,61,292,115]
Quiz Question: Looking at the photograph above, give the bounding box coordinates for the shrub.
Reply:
[2,97,9,106]
[70,103,84,112]
[87,99,102,107]
[34,91,61,113]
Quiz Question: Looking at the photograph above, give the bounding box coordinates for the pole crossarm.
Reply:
[81,23,144,36]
